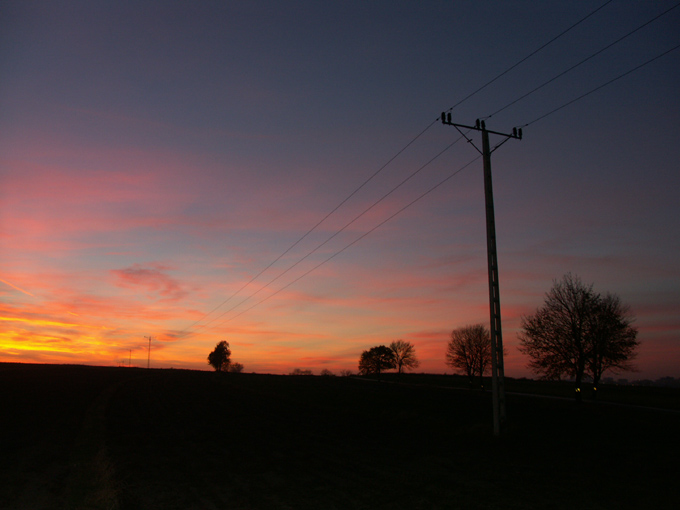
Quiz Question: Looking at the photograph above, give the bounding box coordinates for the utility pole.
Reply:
[129,349,132,367]
[146,336,152,369]
[441,112,522,436]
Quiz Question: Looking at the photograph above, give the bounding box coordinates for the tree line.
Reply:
[356,326,494,385]
[208,273,639,400]
[356,273,639,400]
[358,340,420,377]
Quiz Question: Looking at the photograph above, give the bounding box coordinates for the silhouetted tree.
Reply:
[290,368,313,376]
[320,369,334,376]
[358,345,396,377]
[519,273,639,400]
[519,274,595,400]
[228,362,244,373]
[389,340,420,375]
[587,293,639,397]
[445,325,491,388]
[207,341,231,372]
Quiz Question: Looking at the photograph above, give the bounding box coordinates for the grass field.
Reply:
[1,363,678,509]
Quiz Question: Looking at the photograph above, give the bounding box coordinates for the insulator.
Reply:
[513,127,517,137]
[518,128,523,139]
[441,112,446,123]
[475,119,480,129]
[481,120,486,130]
[447,112,451,124]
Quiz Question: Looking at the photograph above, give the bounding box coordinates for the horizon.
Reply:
[1,1,679,379]
[3,360,679,386]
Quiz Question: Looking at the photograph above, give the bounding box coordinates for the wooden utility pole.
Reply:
[146,336,152,369]
[441,113,522,436]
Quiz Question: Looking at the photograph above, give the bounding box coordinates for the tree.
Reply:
[389,340,420,375]
[207,341,231,372]
[445,324,491,388]
[290,368,313,376]
[587,293,639,395]
[228,362,244,373]
[358,345,396,377]
[519,273,639,400]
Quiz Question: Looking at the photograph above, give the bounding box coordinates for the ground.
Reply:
[1,363,678,509]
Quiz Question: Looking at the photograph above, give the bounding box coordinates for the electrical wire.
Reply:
[486,1,680,120]
[216,36,680,328]
[183,1,614,335]
[186,134,467,335]
[182,0,668,336]
[176,119,438,337]
[213,155,482,328]
[521,41,680,128]
[444,0,614,113]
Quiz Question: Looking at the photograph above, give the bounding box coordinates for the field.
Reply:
[1,363,678,509]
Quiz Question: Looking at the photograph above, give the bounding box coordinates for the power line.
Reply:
[211,8,680,328]
[522,41,680,128]
[225,8,680,331]
[445,0,614,113]
[222,156,482,326]
[182,1,615,336]
[486,1,680,120]
[181,0,638,336]
[176,119,438,337]
[189,134,467,334]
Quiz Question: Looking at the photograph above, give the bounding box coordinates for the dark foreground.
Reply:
[1,364,678,509]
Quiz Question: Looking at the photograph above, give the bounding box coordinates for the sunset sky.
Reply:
[1,1,679,378]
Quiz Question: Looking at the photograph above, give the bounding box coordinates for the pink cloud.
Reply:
[111,264,187,301]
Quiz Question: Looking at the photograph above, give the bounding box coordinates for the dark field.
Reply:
[1,364,678,509]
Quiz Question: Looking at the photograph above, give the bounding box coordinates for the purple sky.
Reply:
[1,1,679,378]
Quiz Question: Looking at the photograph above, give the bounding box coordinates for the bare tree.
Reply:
[519,273,639,400]
[389,340,420,375]
[519,274,596,400]
[587,293,639,396]
[445,325,491,388]
[207,341,231,372]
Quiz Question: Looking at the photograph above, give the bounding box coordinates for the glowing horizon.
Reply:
[1,2,678,379]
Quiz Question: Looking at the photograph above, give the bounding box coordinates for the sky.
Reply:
[1,1,679,378]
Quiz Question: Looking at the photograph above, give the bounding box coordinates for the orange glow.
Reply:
[0,336,78,354]
[0,0,679,384]
[0,316,110,330]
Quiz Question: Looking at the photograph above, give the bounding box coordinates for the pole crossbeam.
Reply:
[441,112,523,140]
[440,112,521,436]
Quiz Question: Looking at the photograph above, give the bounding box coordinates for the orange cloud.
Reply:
[0,316,109,330]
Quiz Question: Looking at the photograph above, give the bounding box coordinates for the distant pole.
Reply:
[441,113,522,436]
[147,336,151,369]
[129,349,132,367]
